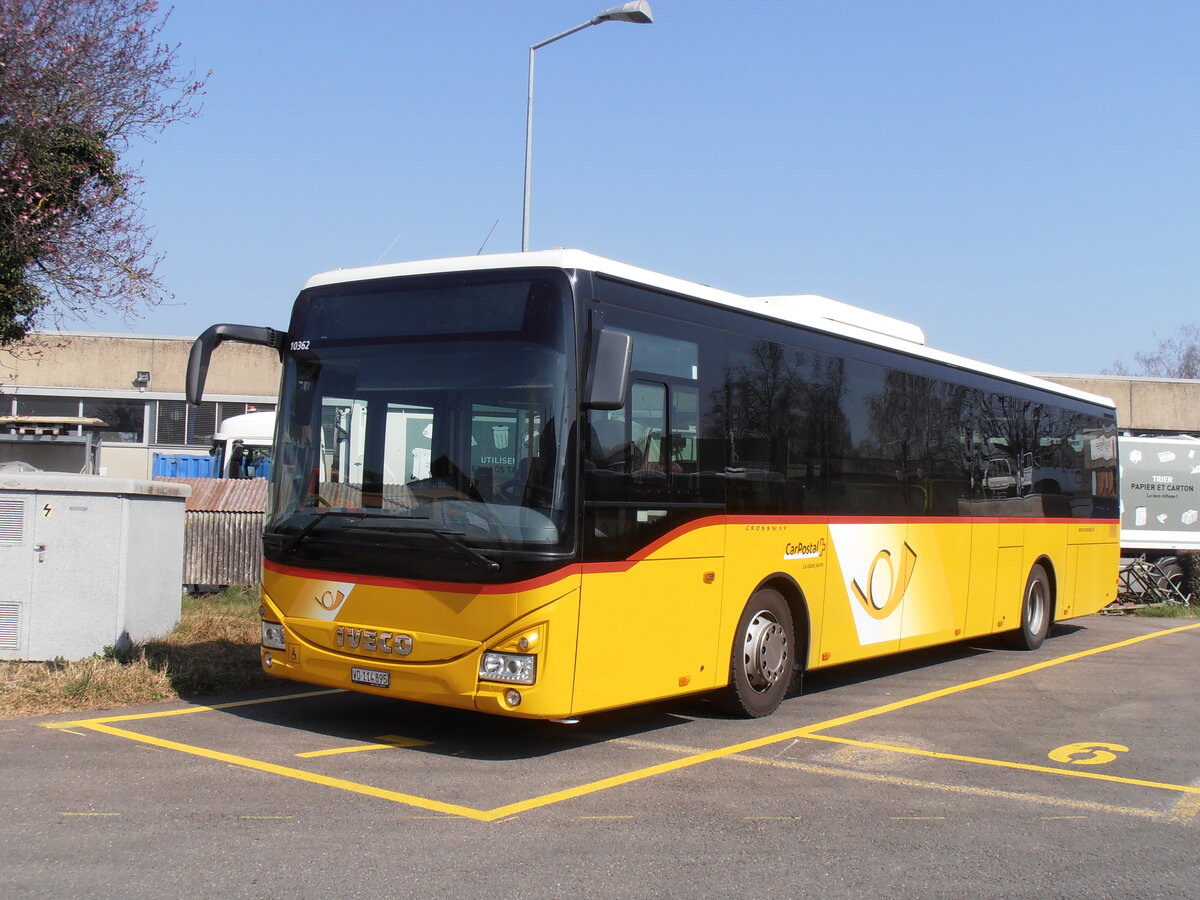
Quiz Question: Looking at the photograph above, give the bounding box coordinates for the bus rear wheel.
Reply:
[1006,563,1051,651]
[720,588,794,718]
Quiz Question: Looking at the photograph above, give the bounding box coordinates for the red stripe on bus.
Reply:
[727,515,1116,527]
[626,515,727,560]
[263,515,1116,595]
[263,558,584,595]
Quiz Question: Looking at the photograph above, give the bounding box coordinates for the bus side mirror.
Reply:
[187,324,288,405]
[583,328,632,411]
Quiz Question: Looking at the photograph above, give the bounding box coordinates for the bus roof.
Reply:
[302,249,1115,412]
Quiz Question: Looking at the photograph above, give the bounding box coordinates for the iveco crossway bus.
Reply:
[186,250,1119,719]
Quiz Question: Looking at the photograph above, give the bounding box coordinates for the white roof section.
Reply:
[213,410,275,444]
[747,294,926,346]
[0,471,191,499]
[1117,434,1200,443]
[303,249,1115,411]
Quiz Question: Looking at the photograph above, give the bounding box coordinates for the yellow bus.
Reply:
[186,250,1119,719]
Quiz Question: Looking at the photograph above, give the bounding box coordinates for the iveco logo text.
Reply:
[784,538,826,560]
[336,626,413,656]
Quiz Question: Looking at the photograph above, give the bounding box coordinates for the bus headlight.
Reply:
[479,651,536,685]
[261,621,286,650]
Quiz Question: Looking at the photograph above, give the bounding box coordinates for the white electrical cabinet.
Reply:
[0,473,190,660]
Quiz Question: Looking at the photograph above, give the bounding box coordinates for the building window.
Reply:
[82,399,147,444]
[15,396,82,420]
[153,400,273,447]
[156,400,217,447]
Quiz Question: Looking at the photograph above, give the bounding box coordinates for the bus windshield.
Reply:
[266,272,577,578]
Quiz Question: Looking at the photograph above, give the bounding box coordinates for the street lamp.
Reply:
[521,1,653,252]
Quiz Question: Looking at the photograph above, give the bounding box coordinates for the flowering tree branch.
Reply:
[0,0,207,345]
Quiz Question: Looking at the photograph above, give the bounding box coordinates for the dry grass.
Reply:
[0,654,175,719]
[0,586,275,720]
[1132,604,1200,617]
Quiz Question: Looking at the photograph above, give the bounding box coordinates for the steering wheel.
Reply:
[498,480,524,503]
[423,497,507,540]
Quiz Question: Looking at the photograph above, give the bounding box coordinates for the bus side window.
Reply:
[588,382,669,477]
[669,386,698,474]
[585,382,673,553]
[629,383,672,476]
[588,412,627,471]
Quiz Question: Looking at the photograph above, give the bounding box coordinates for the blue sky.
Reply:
[119,0,1198,376]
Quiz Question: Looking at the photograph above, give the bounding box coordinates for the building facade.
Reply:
[4,334,1198,480]
[1037,373,1200,436]
[1,333,281,478]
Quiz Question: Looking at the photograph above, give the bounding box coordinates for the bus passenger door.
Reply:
[963,520,1000,638]
[575,381,724,713]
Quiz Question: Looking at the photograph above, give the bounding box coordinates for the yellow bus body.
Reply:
[260,515,1118,719]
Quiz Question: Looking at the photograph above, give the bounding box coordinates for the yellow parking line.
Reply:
[296,735,431,758]
[481,729,826,819]
[481,623,1200,819]
[83,722,492,821]
[40,621,1200,821]
[42,689,344,729]
[803,733,1200,796]
[618,737,1176,821]
[1170,777,1200,821]
[807,621,1200,735]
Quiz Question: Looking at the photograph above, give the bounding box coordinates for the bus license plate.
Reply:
[351,667,389,688]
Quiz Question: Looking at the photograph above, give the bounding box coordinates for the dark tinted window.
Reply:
[82,399,147,443]
[585,278,1117,560]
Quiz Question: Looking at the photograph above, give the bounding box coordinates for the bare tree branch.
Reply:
[1105,323,1200,379]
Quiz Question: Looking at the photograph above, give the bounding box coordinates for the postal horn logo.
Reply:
[851,542,917,621]
[316,589,348,612]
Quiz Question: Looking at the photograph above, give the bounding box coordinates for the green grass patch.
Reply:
[1132,604,1199,618]
[0,586,275,720]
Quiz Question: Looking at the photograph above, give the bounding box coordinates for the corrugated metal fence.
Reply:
[155,478,267,587]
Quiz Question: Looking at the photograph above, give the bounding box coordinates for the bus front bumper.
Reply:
[259,596,579,720]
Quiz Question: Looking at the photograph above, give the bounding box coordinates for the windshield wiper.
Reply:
[428,528,500,573]
[270,510,500,572]
[272,509,429,553]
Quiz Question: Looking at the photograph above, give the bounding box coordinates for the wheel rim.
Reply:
[1027,578,1047,635]
[741,610,788,692]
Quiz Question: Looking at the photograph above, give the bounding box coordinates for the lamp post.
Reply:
[521,1,653,252]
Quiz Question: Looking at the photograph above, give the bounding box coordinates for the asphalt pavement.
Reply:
[3,614,1198,898]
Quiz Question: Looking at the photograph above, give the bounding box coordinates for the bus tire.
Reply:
[719,588,794,718]
[1006,563,1051,651]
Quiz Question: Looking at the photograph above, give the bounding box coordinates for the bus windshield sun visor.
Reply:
[186,323,289,405]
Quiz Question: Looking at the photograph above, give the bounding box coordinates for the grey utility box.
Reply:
[0,473,190,660]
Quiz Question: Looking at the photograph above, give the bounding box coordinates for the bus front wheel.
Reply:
[1006,563,1052,651]
[720,588,795,717]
